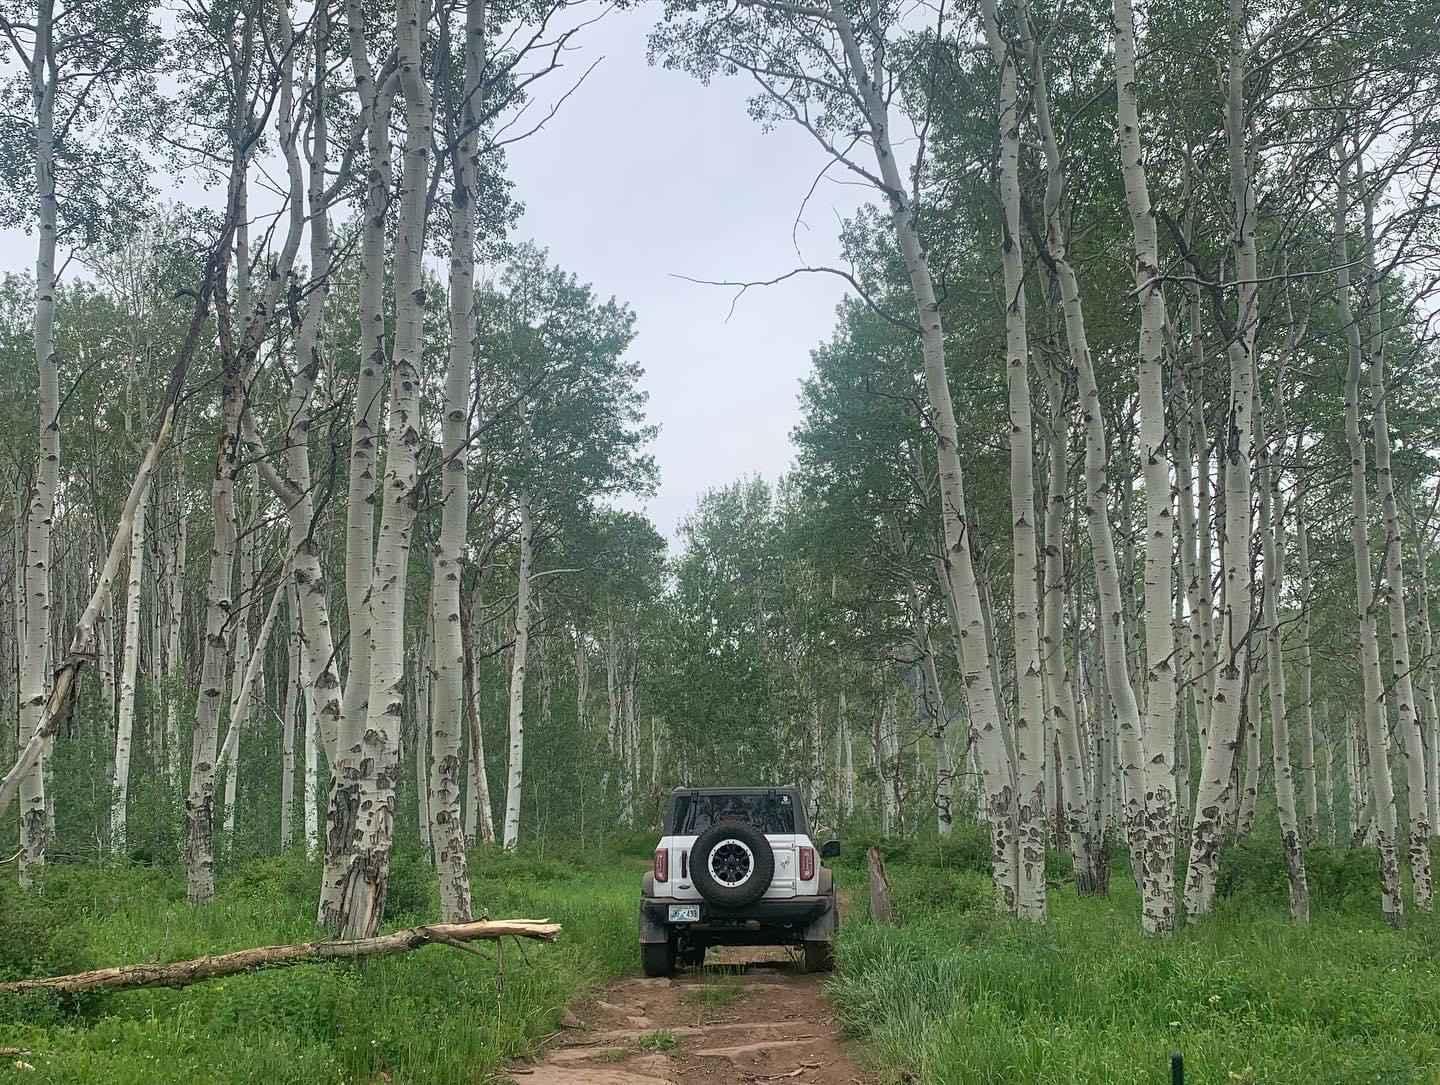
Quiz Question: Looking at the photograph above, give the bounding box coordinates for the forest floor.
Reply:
[507,945,871,1085]
[6,833,1440,1084]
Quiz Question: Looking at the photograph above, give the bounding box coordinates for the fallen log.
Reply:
[0,919,561,997]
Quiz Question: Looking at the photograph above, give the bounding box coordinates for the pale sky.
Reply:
[0,5,874,542]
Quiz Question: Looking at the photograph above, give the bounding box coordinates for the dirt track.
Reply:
[505,945,872,1085]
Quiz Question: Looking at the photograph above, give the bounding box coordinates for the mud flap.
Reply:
[802,869,836,942]
[639,874,670,944]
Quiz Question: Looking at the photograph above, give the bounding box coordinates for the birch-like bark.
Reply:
[17,0,60,887]
[1363,190,1431,909]
[110,484,149,854]
[1183,0,1259,916]
[1020,0,1105,894]
[1110,0,1177,934]
[462,584,496,844]
[1258,399,1309,921]
[1409,508,1440,839]
[819,0,1017,906]
[1296,490,1320,841]
[1338,146,1403,923]
[221,493,256,838]
[281,584,300,849]
[163,462,188,791]
[184,351,243,906]
[980,0,1045,919]
[502,493,534,850]
[427,0,484,922]
[321,0,398,928]
[334,0,434,938]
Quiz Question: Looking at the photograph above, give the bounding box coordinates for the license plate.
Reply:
[668,904,701,923]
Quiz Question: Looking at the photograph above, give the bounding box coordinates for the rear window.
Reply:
[672,792,796,835]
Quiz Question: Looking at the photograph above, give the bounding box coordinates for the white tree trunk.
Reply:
[281,585,300,849]
[1183,0,1259,916]
[1337,148,1403,924]
[502,493,534,850]
[1110,0,1178,935]
[1410,510,1440,839]
[334,0,433,938]
[164,465,188,792]
[18,0,59,886]
[1296,493,1320,841]
[321,0,397,929]
[426,0,483,918]
[1259,406,1309,921]
[821,0,1016,909]
[1363,192,1431,909]
[981,0,1046,920]
[111,486,150,855]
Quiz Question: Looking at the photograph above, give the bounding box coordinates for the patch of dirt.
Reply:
[505,944,871,1085]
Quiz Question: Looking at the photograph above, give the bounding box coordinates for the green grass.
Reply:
[1,846,641,1084]
[635,1029,679,1052]
[828,836,1440,1084]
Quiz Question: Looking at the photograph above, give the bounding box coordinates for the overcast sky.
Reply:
[0,6,873,543]
[501,8,871,538]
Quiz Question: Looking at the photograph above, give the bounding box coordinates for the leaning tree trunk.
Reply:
[334,0,433,939]
[827,0,1017,911]
[1337,145,1403,925]
[502,492,535,850]
[1363,191,1431,910]
[462,585,496,845]
[981,0,1046,920]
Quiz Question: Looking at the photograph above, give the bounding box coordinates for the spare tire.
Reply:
[691,821,774,908]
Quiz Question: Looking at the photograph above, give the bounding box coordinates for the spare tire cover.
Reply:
[690,820,775,908]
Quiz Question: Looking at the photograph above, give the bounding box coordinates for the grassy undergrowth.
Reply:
[829,832,1440,1084]
[1,845,640,1084]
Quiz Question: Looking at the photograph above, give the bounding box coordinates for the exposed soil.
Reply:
[505,945,872,1085]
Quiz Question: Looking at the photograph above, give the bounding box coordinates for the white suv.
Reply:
[639,786,840,976]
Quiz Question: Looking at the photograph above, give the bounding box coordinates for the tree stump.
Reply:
[867,846,896,925]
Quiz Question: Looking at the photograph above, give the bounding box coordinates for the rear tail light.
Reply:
[681,850,689,879]
[799,846,815,881]
[654,848,669,883]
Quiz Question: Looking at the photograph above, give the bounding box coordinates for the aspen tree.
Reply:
[1258,337,1309,920]
[1110,0,1178,934]
[1363,188,1431,909]
[427,0,487,920]
[502,493,535,849]
[1019,0,1106,894]
[1184,0,1260,917]
[980,0,1046,919]
[1337,141,1403,924]
[334,0,435,938]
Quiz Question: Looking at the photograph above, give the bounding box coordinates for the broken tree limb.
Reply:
[0,919,561,996]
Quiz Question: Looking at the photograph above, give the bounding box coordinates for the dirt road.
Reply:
[505,946,872,1085]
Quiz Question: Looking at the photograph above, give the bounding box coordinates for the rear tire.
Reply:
[802,940,834,974]
[642,939,676,978]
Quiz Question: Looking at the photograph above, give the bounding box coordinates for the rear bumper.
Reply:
[641,894,831,929]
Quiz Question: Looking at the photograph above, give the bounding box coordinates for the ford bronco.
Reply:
[639,785,841,976]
